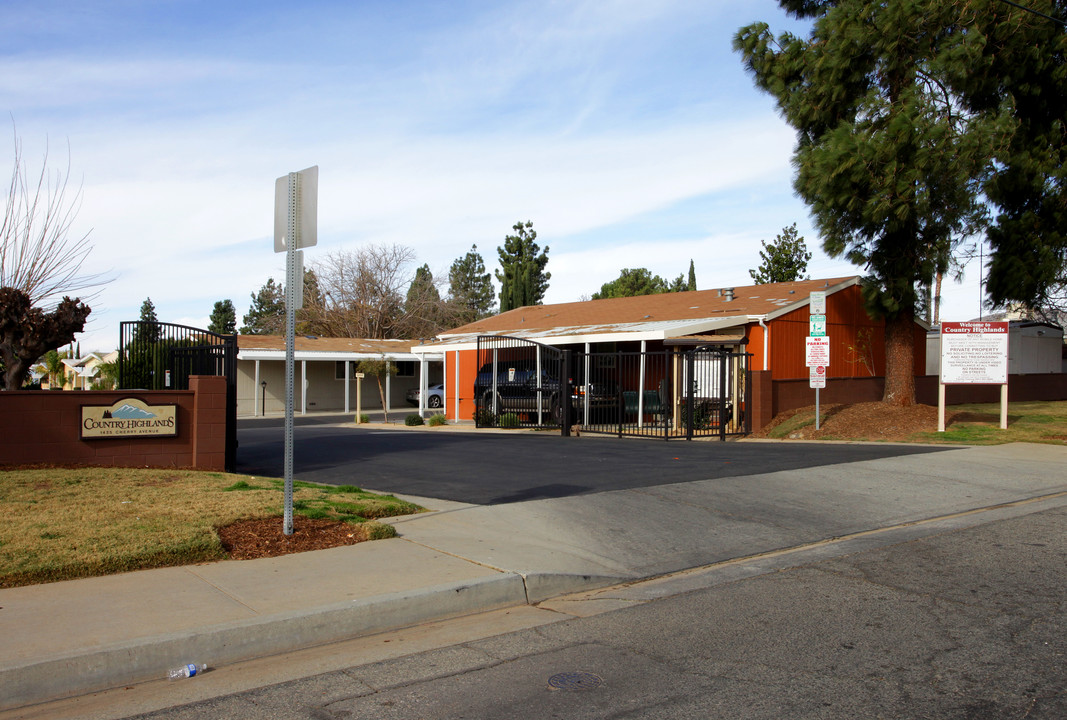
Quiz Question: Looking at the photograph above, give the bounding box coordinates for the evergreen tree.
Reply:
[139,298,157,323]
[749,224,813,284]
[736,2,991,405]
[136,297,160,343]
[208,299,237,335]
[241,278,285,335]
[448,244,496,322]
[687,259,697,292]
[593,268,669,299]
[496,221,550,312]
[403,264,443,338]
[956,3,1067,317]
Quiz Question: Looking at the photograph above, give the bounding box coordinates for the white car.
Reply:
[406,383,444,409]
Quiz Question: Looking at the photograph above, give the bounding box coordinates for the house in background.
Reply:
[413,276,929,430]
[236,335,444,416]
[56,351,118,390]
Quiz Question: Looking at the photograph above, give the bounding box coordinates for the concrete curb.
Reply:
[2,573,530,711]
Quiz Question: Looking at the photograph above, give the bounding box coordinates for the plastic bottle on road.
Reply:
[167,663,207,680]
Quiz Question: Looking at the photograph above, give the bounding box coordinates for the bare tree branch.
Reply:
[1,125,109,308]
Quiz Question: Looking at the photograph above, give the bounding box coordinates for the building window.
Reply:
[335,361,352,380]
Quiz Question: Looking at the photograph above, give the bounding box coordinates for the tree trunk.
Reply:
[882,309,916,406]
[934,271,942,325]
[376,375,389,423]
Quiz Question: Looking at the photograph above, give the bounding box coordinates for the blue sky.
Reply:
[3,0,988,352]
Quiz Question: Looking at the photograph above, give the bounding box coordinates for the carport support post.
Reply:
[419,356,428,418]
[562,349,575,436]
[344,360,350,414]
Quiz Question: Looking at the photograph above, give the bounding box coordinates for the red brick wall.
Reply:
[0,375,228,471]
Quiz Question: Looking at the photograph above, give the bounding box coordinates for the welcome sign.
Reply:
[82,398,178,439]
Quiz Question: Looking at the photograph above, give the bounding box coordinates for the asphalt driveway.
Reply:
[237,421,953,505]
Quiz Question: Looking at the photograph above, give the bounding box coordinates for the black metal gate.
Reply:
[474,336,564,429]
[117,321,238,471]
[576,347,751,441]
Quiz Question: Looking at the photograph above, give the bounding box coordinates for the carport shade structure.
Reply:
[411,275,930,428]
[236,336,445,418]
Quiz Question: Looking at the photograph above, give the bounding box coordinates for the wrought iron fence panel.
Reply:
[117,321,238,470]
[682,348,751,439]
[474,336,564,429]
[577,351,672,439]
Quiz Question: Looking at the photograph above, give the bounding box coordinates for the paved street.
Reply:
[6,432,1063,719]
[236,421,951,504]
[118,501,1067,719]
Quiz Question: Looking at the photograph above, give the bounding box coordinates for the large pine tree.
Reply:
[736,1,992,405]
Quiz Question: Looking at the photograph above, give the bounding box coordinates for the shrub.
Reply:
[427,413,448,427]
[355,413,370,424]
[405,414,425,426]
[473,408,496,427]
[499,412,520,429]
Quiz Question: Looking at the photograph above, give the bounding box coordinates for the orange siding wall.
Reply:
[445,349,480,422]
[766,284,927,380]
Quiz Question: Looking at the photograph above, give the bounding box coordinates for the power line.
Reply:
[995,0,1067,26]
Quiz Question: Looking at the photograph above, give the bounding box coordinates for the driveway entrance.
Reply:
[237,422,952,505]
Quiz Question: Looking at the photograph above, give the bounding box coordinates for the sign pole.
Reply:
[273,165,318,535]
[283,172,298,536]
[807,292,828,430]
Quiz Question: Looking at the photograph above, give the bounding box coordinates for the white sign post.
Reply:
[938,321,1009,432]
[807,291,830,429]
[274,166,318,535]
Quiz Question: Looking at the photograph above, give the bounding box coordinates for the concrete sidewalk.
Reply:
[2,442,1066,713]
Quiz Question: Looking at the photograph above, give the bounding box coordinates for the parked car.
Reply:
[474,361,614,423]
[405,383,444,408]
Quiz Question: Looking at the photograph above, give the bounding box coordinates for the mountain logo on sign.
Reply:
[110,404,156,420]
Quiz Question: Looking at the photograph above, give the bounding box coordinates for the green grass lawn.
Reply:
[0,468,423,588]
[911,400,1067,445]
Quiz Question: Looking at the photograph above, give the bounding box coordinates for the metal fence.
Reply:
[474,336,564,429]
[575,347,752,441]
[472,336,751,440]
[117,321,237,471]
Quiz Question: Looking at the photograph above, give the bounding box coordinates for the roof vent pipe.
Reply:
[723,288,735,302]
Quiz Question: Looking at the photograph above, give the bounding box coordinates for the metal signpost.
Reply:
[274,166,318,535]
[938,321,1009,433]
[807,291,828,430]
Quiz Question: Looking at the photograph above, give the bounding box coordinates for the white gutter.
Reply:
[758,318,769,371]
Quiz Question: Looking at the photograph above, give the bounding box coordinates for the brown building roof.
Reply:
[438,276,858,340]
[237,335,419,356]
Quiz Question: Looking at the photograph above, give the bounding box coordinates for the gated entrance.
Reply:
[577,346,751,440]
[117,321,238,471]
[473,336,751,440]
[474,336,564,429]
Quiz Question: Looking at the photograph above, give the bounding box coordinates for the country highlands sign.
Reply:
[82,398,178,439]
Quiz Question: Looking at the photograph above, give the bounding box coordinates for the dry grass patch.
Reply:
[0,467,423,588]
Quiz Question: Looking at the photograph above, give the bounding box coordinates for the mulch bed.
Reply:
[216,517,370,560]
[750,401,947,442]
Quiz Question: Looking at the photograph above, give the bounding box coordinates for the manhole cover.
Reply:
[547,671,603,691]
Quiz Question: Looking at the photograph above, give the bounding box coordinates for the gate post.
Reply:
[685,350,695,440]
[562,349,574,436]
[719,351,728,442]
